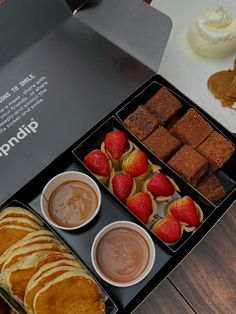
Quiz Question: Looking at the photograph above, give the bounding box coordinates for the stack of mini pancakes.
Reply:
[0,207,105,314]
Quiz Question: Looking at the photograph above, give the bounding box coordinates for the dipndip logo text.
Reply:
[0,120,38,157]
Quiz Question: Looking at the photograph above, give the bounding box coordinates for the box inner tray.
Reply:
[1,75,236,313]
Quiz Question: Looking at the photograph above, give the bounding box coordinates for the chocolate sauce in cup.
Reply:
[41,171,101,230]
[91,221,155,287]
[48,180,98,228]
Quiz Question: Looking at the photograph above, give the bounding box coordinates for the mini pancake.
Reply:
[0,235,63,270]
[24,229,53,237]
[19,229,55,241]
[26,257,80,290]
[2,243,68,272]
[0,217,43,230]
[0,250,53,296]
[0,207,42,225]
[1,249,72,304]
[0,226,35,256]
[25,265,84,314]
[33,270,105,314]
[7,251,77,304]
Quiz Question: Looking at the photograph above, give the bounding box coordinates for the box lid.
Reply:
[0,0,171,205]
[76,0,172,71]
[0,0,71,68]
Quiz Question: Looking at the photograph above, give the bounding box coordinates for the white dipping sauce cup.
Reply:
[91,221,155,287]
[41,171,101,230]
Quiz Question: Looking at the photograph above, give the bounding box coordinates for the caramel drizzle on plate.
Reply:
[208,60,236,109]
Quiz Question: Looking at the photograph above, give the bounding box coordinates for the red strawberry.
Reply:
[84,150,111,177]
[152,216,182,244]
[105,130,128,160]
[167,196,200,227]
[122,150,149,177]
[112,173,134,202]
[126,192,153,224]
[147,172,175,196]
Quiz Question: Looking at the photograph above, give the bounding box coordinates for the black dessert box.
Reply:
[0,76,236,314]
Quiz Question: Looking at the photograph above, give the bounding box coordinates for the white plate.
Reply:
[151,0,236,133]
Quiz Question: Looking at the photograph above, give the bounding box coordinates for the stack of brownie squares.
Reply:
[124,87,235,204]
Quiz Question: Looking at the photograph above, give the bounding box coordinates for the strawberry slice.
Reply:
[152,216,182,244]
[104,130,128,160]
[122,150,149,177]
[147,172,175,196]
[112,173,134,202]
[167,196,200,227]
[84,150,110,177]
[126,192,153,224]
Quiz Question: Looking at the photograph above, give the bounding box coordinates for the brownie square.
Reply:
[168,145,208,185]
[145,87,182,125]
[197,131,235,170]
[170,108,213,148]
[143,126,181,160]
[124,105,158,141]
[196,173,226,204]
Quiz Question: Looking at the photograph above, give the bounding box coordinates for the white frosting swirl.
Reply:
[206,6,232,27]
[188,6,236,57]
[197,6,236,43]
